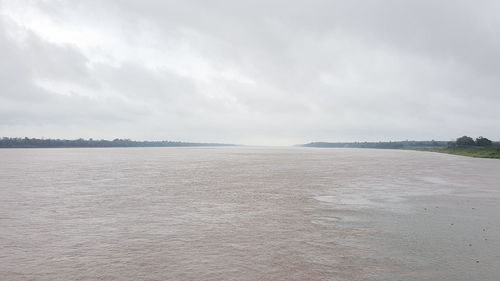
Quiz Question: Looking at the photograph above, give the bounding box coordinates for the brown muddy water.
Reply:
[0,147,499,281]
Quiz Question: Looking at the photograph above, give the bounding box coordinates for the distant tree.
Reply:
[0,137,233,148]
[475,136,492,146]
[456,136,475,146]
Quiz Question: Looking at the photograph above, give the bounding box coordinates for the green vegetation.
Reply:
[0,137,236,148]
[301,136,500,159]
[416,146,500,158]
[456,135,475,146]
[475,136,493,146]
[416,136,500,158]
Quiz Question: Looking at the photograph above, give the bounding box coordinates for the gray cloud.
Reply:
[1,0,500,144]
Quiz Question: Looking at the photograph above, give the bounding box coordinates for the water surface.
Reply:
[1,147,499,280]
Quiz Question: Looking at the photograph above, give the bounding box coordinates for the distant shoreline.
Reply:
[0,137,237,148]
[300,141,500,159]
[408,146,500,159]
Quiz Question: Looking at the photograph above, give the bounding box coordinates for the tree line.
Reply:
[302,137,498,149]
[302,140,449,149]
[453,136,493,147]
[0,137,235,148]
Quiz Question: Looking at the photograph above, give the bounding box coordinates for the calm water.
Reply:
[1,147,499,280]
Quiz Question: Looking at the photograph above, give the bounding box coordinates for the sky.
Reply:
[1,0,499,145]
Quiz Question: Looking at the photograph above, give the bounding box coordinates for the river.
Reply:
[1,147,499,280]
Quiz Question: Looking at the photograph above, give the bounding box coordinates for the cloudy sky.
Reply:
[1,0,499,145]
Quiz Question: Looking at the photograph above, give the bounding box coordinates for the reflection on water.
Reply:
[1,147,499,280]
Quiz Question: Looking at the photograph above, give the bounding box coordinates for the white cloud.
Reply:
[1,0,500,144]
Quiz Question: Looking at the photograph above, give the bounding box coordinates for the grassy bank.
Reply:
[412,146,500,159]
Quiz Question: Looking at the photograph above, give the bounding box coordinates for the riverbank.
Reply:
[411,146,500,159]
[301,141,500,159]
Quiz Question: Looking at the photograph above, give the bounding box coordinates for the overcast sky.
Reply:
[1,0,499,145]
